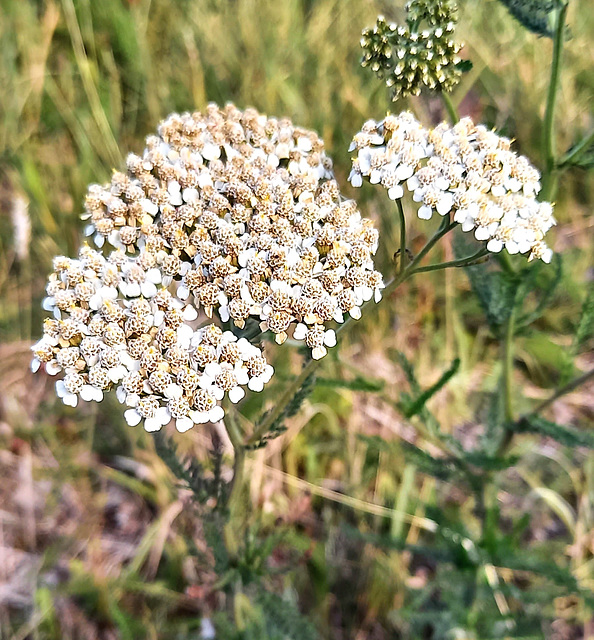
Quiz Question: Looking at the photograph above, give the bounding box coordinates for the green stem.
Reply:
[223,404,246,562]
[497,298,518,457]
[558,128,594,168]
[541,1,568,201]
[410,247,489,274]
[409,219,458,270]
[396,198,407,274]
[441,91,459,124]
[246,217,458,447]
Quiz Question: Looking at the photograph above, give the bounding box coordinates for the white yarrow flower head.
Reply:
[33,103,386,438]
[350,113,555,262]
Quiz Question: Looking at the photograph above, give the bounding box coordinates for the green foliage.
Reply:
[517,415,594,448]
[154,431,227,507]
[214,588,319,640]
[247,371,317,450]
[516,255,563,329]
[463,261,518,336]
[574,281,594,352]
[399,358,460,419]
[496,0,560,37]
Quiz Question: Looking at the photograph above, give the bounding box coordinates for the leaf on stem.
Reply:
[516,415,594,449]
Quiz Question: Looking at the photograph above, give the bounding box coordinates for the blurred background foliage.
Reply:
[0,0,593,638]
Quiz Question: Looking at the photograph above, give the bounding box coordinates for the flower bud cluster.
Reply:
[360,0,464,101]
[349,113,555,262]
[81,103,384,358]
[31,246,273,432]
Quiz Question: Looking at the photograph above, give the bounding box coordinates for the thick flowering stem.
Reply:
[223,404,246,562]
[541,1,568,201]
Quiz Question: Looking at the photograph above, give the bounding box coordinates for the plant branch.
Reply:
[541,1,568,200]
[410,247,489,274]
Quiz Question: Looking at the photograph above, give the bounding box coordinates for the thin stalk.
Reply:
[408,219,458,271]
[410,247,489,274]
[441,91,460,124]
[541,1,568,200]
[396,198,407,274]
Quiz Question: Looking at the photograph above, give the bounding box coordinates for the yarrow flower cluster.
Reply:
[349,112,555,262]
[31,246,273,431]
[32,104,384,431]
[80,103,383,355]
[360,0,466,101]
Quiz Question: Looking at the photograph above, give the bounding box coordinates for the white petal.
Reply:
[144,416,163,432]
[312,346,326,360]
[141,281,158,298]
[164,383,183,400]
[324,330,337,347]
[31,358,41,373]
[46,361,62,376]
[418,205,433,220]
[63,392,78,407]
[349,172,363,188]
[248,378,265,392]
[474,226,490,241]
[209,405,225,423]
[125,282,141,297]
[116,386,127,404]
[157,406,172,426]
[388,185,404,200]
[182,305,198,321]
[124,409,142,426]
[436,193,454,216]
[80,385,97,402]
[228,386,245,404]
[177,324,194,348]
[153,310,165,326]
[293,323,308,340]
[146,268,162,284]
[487,239,503,253]
[395,164,414,181]
[235,368,249,386]
[175,416,194,433]
[190,410,209,424]
[407,176,420,191]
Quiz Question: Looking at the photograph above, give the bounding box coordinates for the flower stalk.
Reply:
[541,1,568,201]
